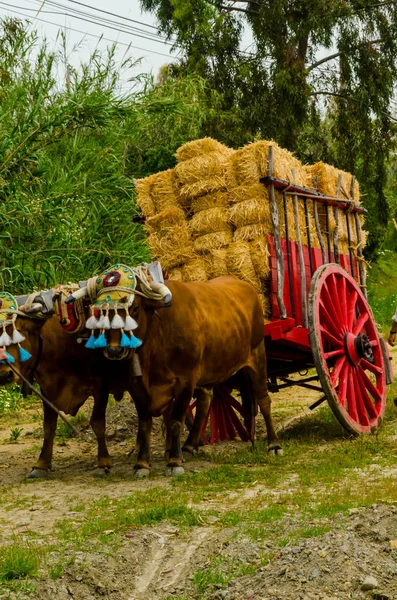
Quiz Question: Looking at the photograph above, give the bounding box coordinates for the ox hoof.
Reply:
[93,467,111,478]
[165,466,185,477]
[268,446,283,456]
[134,468,150,478]
[182,446,197,456]
[26,468,49,480]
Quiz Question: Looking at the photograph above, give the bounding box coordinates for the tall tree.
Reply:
[140,0,397,255]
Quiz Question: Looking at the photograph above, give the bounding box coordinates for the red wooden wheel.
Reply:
[308,264,386,435]
[188,384,250,444]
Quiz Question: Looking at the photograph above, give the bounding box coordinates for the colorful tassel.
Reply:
[97,313,105,329]
[85,334,97,349]
[12,329,25,344]
[94,332,107,348]
[0,329,12,347]
[102,314,111,330]
[120,331,131,348]
[19,346,32,362]
[111,313,125,329]
[86,315,100,330]
[0,350,15,364]
[124,315,138,331]
[129,333,142,349]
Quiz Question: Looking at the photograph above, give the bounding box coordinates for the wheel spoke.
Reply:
[357,365,382,403]
[352,312,369,336]
[346,368,359,422]
[320,326,344,349]
[356,368,378,420]
[351,368,370,426]
[330,355,347,386]
[346,288,358,331]
[335,360,349,407]
[369,339,379,348]
[328,274,347,330]
[361,358,383,376]
[319,301,344,340]
[324,348,345,360]
[321,283,344,332]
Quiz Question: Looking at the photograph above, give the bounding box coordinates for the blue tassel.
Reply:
[85,334,97,349]
[0,351,15,364]
[120,332,131,348]
[129,334,142,349]
[94,333,107,348]
[19,347,32,362]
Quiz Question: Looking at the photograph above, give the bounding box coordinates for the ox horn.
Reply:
[18,290,55,315]
[65,286,88,304]
[149,281,172,306]
[19,302,45,314]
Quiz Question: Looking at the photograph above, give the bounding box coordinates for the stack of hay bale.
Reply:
[135,138,366,322]
[304,161,364,255]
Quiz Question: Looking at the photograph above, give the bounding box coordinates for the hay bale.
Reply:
[167,267,183,281]
[148,227,194,269]
[189,207,231,238]
[205,248,229,278]
[250,238,270,280]
[304,162,360,202]
[230,141,308,187]
[176,138,233,162]
[145,207,186,236]
[228,183,267,205]
[194,231,233,254]
[175,152,231,185]
[191,191,229,213]
[178,176,228,201]
[234,224,271,242]
[136,169,181,216]
[229,198,272,230]
[135,177,156,218]
[226,241,261,291]
[182,258,208,281]
[258,291,271,322]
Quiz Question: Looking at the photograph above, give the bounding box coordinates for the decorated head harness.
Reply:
[0,292,32,364]
[65,263,172,351]
[83,264,142,350]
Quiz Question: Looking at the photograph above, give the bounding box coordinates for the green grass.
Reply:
[0,544,40,581]
[367,249,397,331]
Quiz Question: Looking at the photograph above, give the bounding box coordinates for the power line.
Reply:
[30,0,177,45]
[0,0,175,46]
[0,4,175,58]
[62,0,160,32]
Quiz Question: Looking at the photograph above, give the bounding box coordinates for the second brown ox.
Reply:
[99,274,282,476]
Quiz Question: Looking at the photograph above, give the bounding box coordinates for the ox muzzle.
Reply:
[0,369,15,385]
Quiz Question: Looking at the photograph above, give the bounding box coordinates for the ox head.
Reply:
[68,263,172,360]
[0,291,49,385]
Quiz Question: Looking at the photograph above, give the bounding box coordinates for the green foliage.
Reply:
[140,0,397,255]
[0,18,211,293]
[366,250,397,331]
[0,544,40,581]
[9,427,23,442]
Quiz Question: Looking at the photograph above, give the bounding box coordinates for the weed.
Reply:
[0,544,40,581]
[9,427,23,443]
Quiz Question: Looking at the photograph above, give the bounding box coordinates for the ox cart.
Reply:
[188,148,393,442]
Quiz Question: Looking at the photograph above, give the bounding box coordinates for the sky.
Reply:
[0,0,177,85]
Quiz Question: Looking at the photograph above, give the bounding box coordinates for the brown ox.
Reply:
[0,314,129,478]
[103,275,281,476]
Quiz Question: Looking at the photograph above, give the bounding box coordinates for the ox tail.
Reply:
[238,368,257,448]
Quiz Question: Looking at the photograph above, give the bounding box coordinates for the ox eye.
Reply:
[131,306,139,318]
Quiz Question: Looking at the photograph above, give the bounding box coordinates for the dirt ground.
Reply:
[0,350,397,600]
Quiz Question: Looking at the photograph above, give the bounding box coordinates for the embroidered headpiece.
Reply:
[84,264,142,350]
[0,292,32,364]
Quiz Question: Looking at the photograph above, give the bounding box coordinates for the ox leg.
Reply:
[163,403,173,461]
[134,409,152,478]
[246,343,282,455]
[182,387,211,454]
[167,384,193,476]
[27,400,58,479]
[91,388,112,474]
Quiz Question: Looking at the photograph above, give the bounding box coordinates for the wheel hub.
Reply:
[344,332,374,366]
